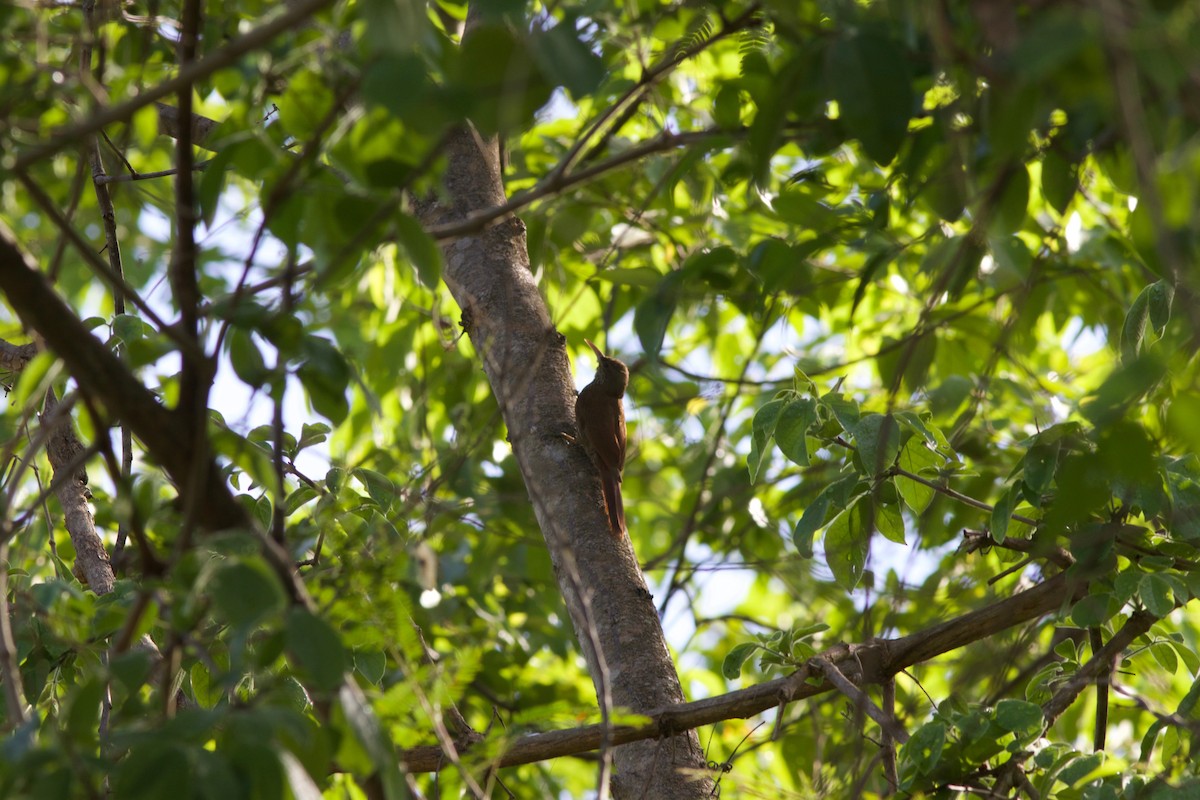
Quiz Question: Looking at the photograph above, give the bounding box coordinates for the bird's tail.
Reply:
[600,471,626,537]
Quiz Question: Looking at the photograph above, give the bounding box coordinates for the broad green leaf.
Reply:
[748,398,785,483]
[821,392,860,432]
[774,397,816,466]
[395,213,441,288]
[896,439,938,514]
[229,327,269,388]
[1071,592,1117,627]
[853,413,901,475]
[529,20,606,97]
[902,721,946,774]
[298,422,331,450]
[634,272,681,358]
[1122,284,1152,360]
[1140,573,1174,617]
[876,501,905,544]
[990,483,1019,544]
[714,83,742,128]
[1148,280,1174,335]
[279,69,335,142]
[793,475,861,558]
[209,558,287,628]
[994,699,1043,733]
[722,642,760,680]
[826,32,912,165]
[824,496,871,589]
[990,164,1030,235]
[287,608,348,692]
[296,336,351,424]
[354,468,396,510]
[1041,150,1078,214]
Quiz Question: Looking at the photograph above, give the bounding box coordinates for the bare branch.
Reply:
[399,572,1084,772]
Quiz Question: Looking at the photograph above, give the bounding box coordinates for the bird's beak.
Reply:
[584,339,604,361]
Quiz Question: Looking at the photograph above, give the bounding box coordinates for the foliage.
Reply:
[1,0,1200,797]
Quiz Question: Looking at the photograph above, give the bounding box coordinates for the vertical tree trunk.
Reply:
[417,121,712,800]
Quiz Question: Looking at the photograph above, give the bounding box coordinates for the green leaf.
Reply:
[821,392,860,432]
[279,69,335,142]
[633,272,681,358]
[824,496,871,589]
[994,699,1043,733]
[228,327,269,388]
[395,213,441,288]
[287,608,348,692]
[985,84,1039,160]
[748,399,785,483]
[529,20,606,97]
[1058,752,1104,788]
[1148,280,1174,335]
[285,486,319,515]
[361,0,426,54]
[209,558,287,628]
[1041,150,1078,214]
[115,743,192,799]
[793,492,830,559]
[65,678,105,744]
[896,439,939,514]
[902,721,945,774]
[990,164,1030,235]
[1140,573,1174,617]
[354,650,388,685]
[1149,641,1178,674]
[773,190,834,229]
[793,475,861,558]
[354,468,396,510]
[190,663,221,709]
[714,83,742,128]
[990,483,1019,544]
[112,313,149,344]
[876,501,905,544]
[722,642,760,680]
[1022,443,1060,496]
[296,336,351,424]
[1071,592,1116,627]
[774,397,816,466]
[1122,284,1152,360]
[298,422,330,451]
[826,32,912,165]
[853,413,901,475]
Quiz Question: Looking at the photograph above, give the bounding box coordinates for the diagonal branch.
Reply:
[0,220,308,606]
[399,572,1085,772]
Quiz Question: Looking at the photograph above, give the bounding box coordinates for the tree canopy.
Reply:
[1,0,1200,797]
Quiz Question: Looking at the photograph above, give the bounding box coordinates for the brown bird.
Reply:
[575,339,629,536]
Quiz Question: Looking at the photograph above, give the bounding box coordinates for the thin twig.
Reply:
[811,656,909,745]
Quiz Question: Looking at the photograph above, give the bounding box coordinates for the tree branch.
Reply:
[398,572,1084,772]
[0,220,308,607]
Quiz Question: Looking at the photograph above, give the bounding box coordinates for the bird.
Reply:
[574,339,629,536]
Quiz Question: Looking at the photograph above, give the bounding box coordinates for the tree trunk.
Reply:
[416,102,713,800]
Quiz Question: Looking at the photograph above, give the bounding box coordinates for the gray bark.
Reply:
[416,117,712,797]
